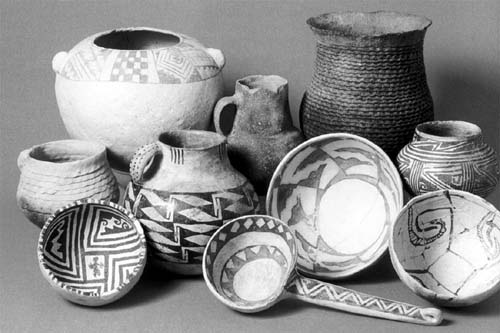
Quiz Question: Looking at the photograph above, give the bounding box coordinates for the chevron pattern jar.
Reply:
[397,121,499,197]
[300,11,434,158]
[123,130,259,275]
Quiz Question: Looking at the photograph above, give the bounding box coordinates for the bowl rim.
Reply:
[37,198,147,306]
[389,189,500,305]
[266,132,403,279]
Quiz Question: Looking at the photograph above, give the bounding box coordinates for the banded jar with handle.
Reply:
[123,130,259,275]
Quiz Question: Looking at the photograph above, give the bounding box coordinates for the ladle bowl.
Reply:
[203,215,442,325]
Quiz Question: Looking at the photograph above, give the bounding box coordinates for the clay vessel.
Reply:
[38,199,147,306]
[300,11,433,158]
[53,27,225,171]
[17,140,120,227]
[123,130,259,275]
[397,120,499,197]
[267,133,403,279]
[214,75,304,194]
[390,190,500,306]
[203,215,442,325]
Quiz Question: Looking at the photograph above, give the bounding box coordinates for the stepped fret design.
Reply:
[397,137,499,197]
[124,182,259,267]
[38,202,146,299]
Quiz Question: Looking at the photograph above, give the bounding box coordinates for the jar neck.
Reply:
[160,142,229,167]
[413,121,484,147]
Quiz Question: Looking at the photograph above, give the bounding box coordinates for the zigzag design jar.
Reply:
[16,140,120,227]
[300,11,434,158]
[53,27,225,171]
[123,130,259,275]
[397,121,499,197]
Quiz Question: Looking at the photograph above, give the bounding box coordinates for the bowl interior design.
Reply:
[203,215,296,312]
[266,133,403,279]
[390,190,500,306]
[38,199,147,306]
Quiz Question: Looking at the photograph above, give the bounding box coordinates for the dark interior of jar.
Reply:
[94,30,180,50]
[417,121,481,138]
[308,12,431,35]
[239,75,286,93]
[159,131,224,149]
[31,142,97,163]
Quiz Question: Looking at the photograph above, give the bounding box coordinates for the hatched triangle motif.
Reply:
[124,182,259,266]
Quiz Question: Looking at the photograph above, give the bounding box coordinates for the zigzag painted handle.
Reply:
[286,274,442,326]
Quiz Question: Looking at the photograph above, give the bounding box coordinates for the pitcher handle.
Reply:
[213,95,238,136]
[129,142,162,184]
[286,274,442,326]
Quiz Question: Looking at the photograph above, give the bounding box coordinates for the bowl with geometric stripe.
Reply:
[267,133,403,279]
[38,199,147,306]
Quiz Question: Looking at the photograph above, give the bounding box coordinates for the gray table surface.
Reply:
[1,1,499,332]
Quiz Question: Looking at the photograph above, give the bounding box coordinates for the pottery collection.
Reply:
[14,10,500,319]
[390,190,500,306]
[123,130,259,275]
[53,27,225,171]
[17,140,120,227]
[267,133,403,279]
[214,75,304,194]
[397,120,499,197]
[300,11,434,158]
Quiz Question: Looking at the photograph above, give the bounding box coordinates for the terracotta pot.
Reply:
[214,75,304,194]
[123,130,259,275]
[16,140,120,227]
[53,27,225,171]
[300,11,434,158]
[397,120,499,197]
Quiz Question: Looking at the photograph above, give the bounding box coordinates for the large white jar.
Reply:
[53,27,225,171]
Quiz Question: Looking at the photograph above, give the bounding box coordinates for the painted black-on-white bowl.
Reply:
[266,133,403,279]
[390,190,500,306]
[38,199,147,306]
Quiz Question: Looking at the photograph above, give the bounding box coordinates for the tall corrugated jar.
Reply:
[300,11,434,158]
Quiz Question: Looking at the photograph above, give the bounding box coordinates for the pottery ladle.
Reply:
[202,215,442,325]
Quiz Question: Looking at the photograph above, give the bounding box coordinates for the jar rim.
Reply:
[307,11,432,39]
[93,27,183,51]
[415,120,482,142]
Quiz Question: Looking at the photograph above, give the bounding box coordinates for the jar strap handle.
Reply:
[129,142,162,184]
[213,95,238,136]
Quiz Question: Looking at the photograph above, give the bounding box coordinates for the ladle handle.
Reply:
[286,274,442,326]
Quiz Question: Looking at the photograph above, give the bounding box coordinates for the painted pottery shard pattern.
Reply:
[397,140,499,197]
[124,182,259,266]
[39,203,146,297]
[268,136,402,278]
[288,277,430,321]
[394,191,500,302]
[60,35,220,83]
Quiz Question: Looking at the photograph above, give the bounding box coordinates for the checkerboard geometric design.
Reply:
[109,50,149,83]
